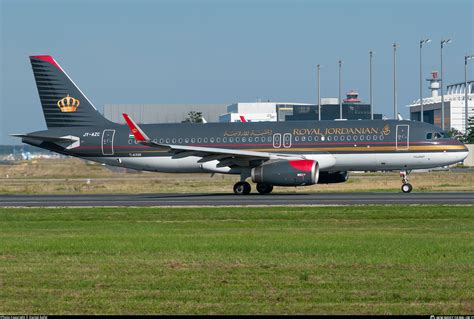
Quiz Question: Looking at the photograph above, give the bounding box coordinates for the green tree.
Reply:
[182,111,203,123]
[447,127,464,141]
[464,116,474,144]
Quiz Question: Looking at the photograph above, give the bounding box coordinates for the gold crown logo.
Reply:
[382,124,391,135]
[57,94,80,112]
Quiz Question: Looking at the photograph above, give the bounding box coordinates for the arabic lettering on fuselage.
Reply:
[224,129,273,137]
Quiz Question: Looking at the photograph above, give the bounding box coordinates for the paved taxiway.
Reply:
[1,192,473,207]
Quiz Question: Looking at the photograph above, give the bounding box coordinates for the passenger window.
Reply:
[308,136,313,141]
[185,138,189,143]
[248,137,252,142]
[366,135,371,141]
[166,138,170,143]
[216,137,220,143]
[314,136,319,141]
[191,138,195,143]
[203,138,208,143]
[178,138,183,143]
[197,138,202,143]
[334,135,339,141]
[128,139,132,144]
[160,138,164,143]
[426,133,432,140]
[255,137,259,142]
[242,137,246,142]
[347,135,351,141]
[236,137,240,142]
[340,135,345,141]
[360,135,364,141]
[229,137,233,142]
[210,137,214,143]
[172,138,176,143]
[295,136,299,142]
[301,136,306,142]
[353,135,358,141]
[327,136,332,141]
[223,137,227,143]
[373,135,377,141]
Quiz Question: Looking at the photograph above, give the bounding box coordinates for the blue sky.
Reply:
[1,0,473,144]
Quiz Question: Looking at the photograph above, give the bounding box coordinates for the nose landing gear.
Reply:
[400,170,413,193]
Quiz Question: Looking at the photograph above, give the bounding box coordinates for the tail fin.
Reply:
[30,55,112,128]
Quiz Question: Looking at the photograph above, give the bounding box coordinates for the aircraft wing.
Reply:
[122,114,304,167]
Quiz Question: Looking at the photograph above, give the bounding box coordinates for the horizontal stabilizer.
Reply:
[10,134,77,143]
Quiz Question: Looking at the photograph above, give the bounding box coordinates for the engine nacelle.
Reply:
[317,171,349,184]
[251,160,319,186]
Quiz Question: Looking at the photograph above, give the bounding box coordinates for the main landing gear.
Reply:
[233,181,251,195]
[400,170,413,193]
[256,183,273,194]
[233,182,274,195]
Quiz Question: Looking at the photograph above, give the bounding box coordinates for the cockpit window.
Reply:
[427,132,447,140]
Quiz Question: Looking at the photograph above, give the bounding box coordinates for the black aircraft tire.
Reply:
[401,183,413,193]
[256,183,274,194]
[234,182,252,195]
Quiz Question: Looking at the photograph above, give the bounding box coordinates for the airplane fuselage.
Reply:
[26,119,468,174]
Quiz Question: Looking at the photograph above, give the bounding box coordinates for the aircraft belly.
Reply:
[93,156,239,173]
[332,151,468,171]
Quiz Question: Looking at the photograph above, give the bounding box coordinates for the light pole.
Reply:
[465,54,474,132]
[317,64,321,121]
[338,60,343,120]
[440,38,452,130]
[393,43,398,119]
[369,51,373,120]
[419,39,431,122]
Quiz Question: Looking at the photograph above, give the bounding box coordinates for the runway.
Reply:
[1,192,473,207]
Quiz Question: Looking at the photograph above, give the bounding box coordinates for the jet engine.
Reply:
[251,160,319,186]
[317,171,349,184]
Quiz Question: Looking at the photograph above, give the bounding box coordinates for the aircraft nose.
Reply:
[456,139,468,151]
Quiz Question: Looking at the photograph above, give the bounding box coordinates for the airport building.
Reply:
[408,71,474,133]
[104,104,228,124]
[105,92,381,124]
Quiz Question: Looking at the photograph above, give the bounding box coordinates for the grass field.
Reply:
[1,206,473,314]
[0,158,473,194]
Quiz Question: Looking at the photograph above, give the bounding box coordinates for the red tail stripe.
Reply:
[30,55,62,71]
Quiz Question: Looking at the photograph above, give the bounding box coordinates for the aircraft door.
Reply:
[102,129,115,155]
[273,133,282,148]
[396,125,409,150]
[283,133,292,148]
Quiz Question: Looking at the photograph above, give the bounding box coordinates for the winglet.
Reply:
[122,113,150,142]
[239,115,247,122]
